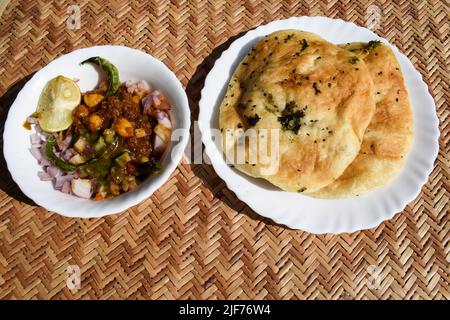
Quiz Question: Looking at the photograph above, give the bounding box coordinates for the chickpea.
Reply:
[131,95,141,104]
[114,118,134,137]
[109,181,121,196]
[73,105,89,118]
[84,93,104,108]
[87,113,103,131]
[127,177,138,191]
[121,180,129,192]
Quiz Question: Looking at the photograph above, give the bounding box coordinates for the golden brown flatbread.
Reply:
[309,42,413,198]
[219,30,376,192]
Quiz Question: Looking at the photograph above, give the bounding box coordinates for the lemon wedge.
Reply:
[36,76,81,132]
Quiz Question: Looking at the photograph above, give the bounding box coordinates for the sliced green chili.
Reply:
[81,56,120,96]
[45,136,77,172]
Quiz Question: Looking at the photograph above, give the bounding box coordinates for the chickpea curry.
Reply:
[29,57,173,200]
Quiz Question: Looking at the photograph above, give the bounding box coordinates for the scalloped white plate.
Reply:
[198,17,439,234]
[3,45,190,218]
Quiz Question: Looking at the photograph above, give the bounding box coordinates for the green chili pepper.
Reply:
[94,136,106,153]
[79,158,112,179]
[77,137,125,177]
[81,56,120,96]
[45,136,77,172]
[115,152,131,167]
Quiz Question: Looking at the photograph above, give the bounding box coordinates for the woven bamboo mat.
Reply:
[0,0,448,300]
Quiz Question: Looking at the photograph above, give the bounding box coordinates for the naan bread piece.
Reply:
[309,41,413,198]
[219,30,376,192]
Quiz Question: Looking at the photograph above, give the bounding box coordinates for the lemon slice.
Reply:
[36,76,81,132]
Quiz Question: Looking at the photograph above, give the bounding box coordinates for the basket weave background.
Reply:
[0,0,448,299]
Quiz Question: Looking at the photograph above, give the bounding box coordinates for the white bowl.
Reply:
[3,45,190,218]
[198,16,440,234]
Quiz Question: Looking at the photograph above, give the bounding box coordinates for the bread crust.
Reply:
[219,30,376,193]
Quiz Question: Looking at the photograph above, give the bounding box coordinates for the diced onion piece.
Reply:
[62,149,74,161]
[155,95,171,110]
[153,124,171,155]
[30,146,43,161]
[30,133,42,145]
[39,158,51,167]
[69,154,86,164]
[61,181,71,194]
[38,171,53,181]
[154,110,172,129]
[74,137,87,153]
[71,179,92,198]
[55,174,73,189]
[125,80,151,97]
[46,165,62,178]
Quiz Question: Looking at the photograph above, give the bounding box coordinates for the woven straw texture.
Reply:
[0,0,448,300]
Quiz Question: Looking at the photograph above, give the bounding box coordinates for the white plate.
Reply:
[198,16,439,234]
[3,45,190,218]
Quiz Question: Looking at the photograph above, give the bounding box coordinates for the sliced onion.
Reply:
[125,79,135,89]
[54,177,64,189]
[39,158,51,167]
[46,165,62,178]
[142,90,171,113]
[56,133,71,151]
[61,149,74,161]
[61,181,71,194]
[34,124,50,138]
[71,179,92,198]
[125,80,151,96]
[30,146,42,161]
[152,94,161,108]
[30,133,42,145]
[55,174,73,189]
[63,134,73,145]
[152,90,161,98]
[154,110,172,129]
[142,93,153,115]
[151,91,171,110]
[137,80,151,93]
[38,171,52,181]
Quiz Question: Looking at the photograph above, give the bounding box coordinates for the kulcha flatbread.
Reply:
[308,42,413,198]
[219,30,376,192]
